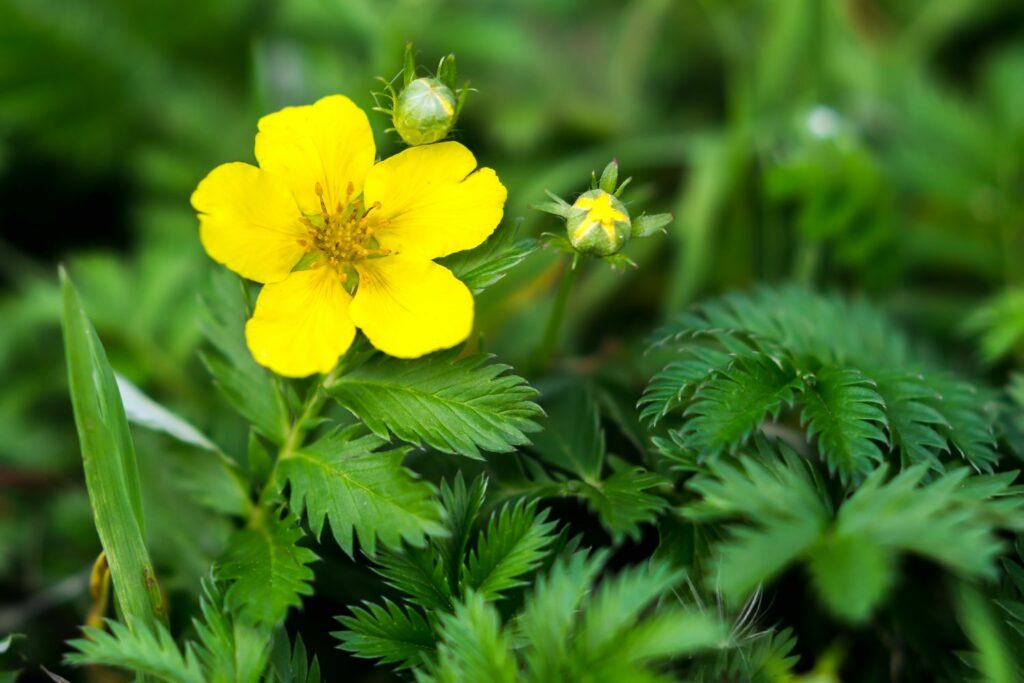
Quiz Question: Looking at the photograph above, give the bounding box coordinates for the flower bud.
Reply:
[393,77,457,146]
[566,189,631,256]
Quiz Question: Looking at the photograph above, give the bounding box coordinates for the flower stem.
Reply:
[537,253,581,371]
[256,362,345,509]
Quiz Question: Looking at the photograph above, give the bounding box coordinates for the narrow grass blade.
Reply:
[60,268,165,630]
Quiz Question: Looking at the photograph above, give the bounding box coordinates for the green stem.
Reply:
[256,363,345,509]
[537,254,582,370]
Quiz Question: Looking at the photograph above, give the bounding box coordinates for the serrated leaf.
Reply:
[530,383,605,480]
[440,222,535,293]
[328,351,542,458]
[425,592,518,683]
[268,633,321,683]
[800,366,887,482]
[714,515,825,603]
[518,550,609,681]
[375,545,452,611]
[438,474,487,593]
[65,618,203,683]
[680,355,803,457]
[926,374,999,472]
[576,464,669,542]
[808,533,895,623]
[335,599,436,670]
[280,426,444,556]
[638,343,735,425]
[216,511,317,625]
[200,269,289,442]
[574,560,687,659]
[193,579,272,683]
[465,500,558,600]
[873,369,948,470]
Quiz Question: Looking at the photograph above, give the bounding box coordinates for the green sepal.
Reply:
[532,190,572,218]
[438,53,457,90]
[602,252,639,270]
[403,42,416,88]
[598,160,619,194]
[540,232,576,255]
[632,213,673,238]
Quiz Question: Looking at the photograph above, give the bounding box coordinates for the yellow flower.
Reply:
[191,95,507,377]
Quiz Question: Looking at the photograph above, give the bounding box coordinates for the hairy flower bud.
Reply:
[393,77,457,146]
[566,189,631,256]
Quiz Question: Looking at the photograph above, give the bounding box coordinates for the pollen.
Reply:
[300,183,391,269]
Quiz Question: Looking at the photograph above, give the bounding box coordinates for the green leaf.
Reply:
[200,269,289,443]
[328,351,542,458]
[465,500,558,601]
[575,464,669,542]
[926,374,999,472]
[59,268,164,629]
[335,599,436,670]
[807,533,895,623]
[873,369,948,470]
[280,426,444,556]
[166,448,252,518]
[799,366,887,481]
[65,619,203,683]
[115,373,251,516]
[216,510,317,625]
[440,222,536,294]
[424,592,518,683]
[438,474,487,592]
[518,550,609,682]
[192,579,272,683]
[835,466,1009,579]
[530,384,605,481]
[638,343,734,425]
[684,443,830,603]
[680,355,803,457]
[268,633,321,683]
[956,584,1018,683]
[714,515,825,604]
[688,441,1021,618]
[115,374,218,452]
[374,545,452,611]
[573,560,686,660]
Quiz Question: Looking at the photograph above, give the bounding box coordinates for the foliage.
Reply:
[642,286,1000,481]
[683,437,1024,622]
[337,476,732,682]
[6,1,1024,680]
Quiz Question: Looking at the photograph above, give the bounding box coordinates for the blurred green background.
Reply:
[1,0,1022,678]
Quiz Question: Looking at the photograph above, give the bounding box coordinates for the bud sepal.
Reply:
[373,43,472,146]
[534,160,671,266]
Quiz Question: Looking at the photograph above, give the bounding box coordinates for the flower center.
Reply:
[300,182,390,271]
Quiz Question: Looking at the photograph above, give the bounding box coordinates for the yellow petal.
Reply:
[191,162,307,283]
[350,256,473,358]
[255,94,376,216]
[365,141,507,260]
[245,267,356,378]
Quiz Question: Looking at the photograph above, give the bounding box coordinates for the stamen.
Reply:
[314,181,329,218]
[306,182,386,269]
